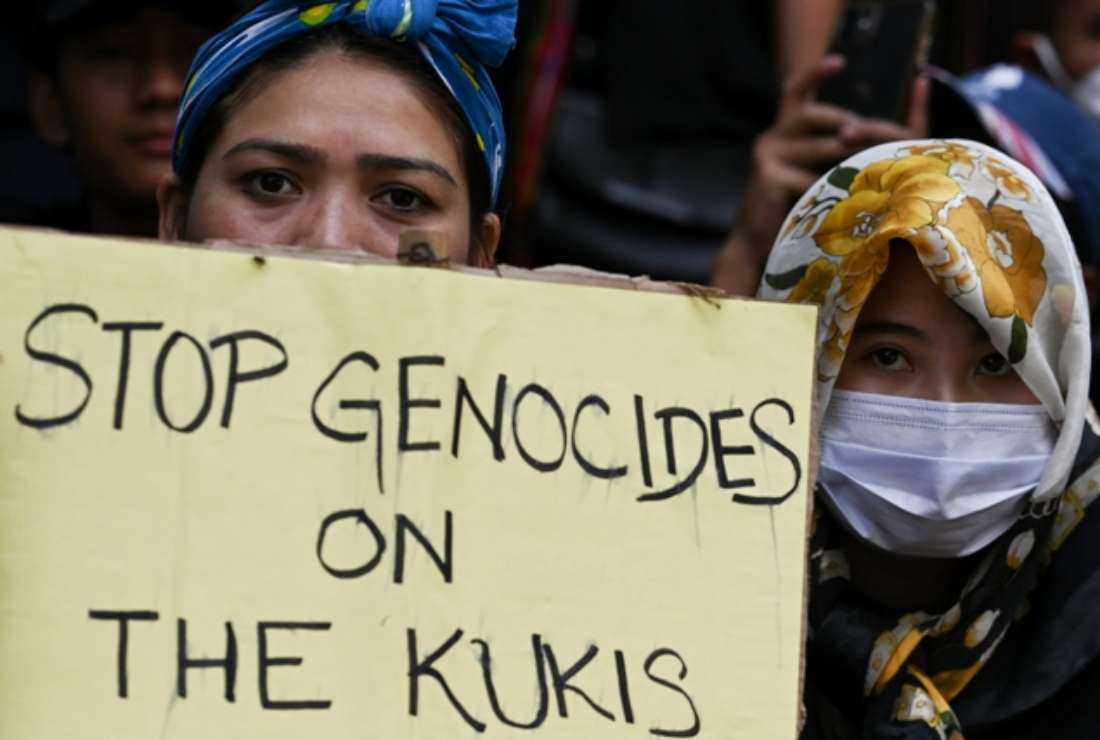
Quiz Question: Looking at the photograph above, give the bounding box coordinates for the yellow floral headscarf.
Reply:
[759,139,1090,506]
[759,140,1098,739]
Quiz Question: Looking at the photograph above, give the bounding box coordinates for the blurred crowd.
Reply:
[2,2,1098,282]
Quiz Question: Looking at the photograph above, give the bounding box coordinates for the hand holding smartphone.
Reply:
[818,0,937,123]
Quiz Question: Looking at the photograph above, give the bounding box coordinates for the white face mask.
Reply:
[819,390,1057,558]
[1031,33,1100,125]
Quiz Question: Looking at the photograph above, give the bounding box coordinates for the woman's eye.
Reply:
[377,187,428,212]
[977,352,1011,376]
[245,172,299,198]
[869,347,912,371]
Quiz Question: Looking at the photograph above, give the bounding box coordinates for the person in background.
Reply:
[711,0,930,296]
[158,0,513,265]
[762,139,1100,738]
[1009,0,1100,127]
[19,1,238,236]
[502,0,785,282]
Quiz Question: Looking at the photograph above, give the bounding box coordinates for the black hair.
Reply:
[177,24,492,244]
[25,0,234,74]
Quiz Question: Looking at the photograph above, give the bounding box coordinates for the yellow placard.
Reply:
[0,227,816,739]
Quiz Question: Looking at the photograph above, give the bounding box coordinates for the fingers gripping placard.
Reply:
[0,227,816,739]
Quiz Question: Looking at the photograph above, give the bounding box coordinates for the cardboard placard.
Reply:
[0,227,816,739]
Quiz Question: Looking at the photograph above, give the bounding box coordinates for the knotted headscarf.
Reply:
[173,0,516,205]
[759,139,1100,737]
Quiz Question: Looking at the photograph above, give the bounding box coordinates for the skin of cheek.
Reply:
[181,52,474,261]
[184,187,472,262]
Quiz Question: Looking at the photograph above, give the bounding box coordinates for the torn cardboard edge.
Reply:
[1,224,737,306]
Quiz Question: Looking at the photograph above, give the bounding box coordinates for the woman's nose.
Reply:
[294,193,378,255]
[925,370,974,404]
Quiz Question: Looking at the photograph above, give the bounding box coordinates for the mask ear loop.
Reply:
[1030,33,1076,90]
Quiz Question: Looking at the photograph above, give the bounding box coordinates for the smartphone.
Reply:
[818,0,937,123]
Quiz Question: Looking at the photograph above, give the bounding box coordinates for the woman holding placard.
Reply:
[760,139,1100,737]
[157,0,513,266]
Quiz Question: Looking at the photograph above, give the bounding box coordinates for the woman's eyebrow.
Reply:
[357,154,457,186]
[853,321,928,341]
[223,139,325,163]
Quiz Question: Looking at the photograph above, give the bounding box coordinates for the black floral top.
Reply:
[803,427,1100,739]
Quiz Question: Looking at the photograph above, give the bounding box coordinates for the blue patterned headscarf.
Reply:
[173,0,516,205]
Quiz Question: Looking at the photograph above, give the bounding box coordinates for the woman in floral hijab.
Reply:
[759,139,1100,738]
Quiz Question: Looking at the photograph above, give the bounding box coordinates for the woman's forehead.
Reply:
[858,245,989,343]
[216,51,465,175]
